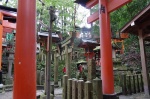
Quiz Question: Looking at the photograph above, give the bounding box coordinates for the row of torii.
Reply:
[0,0,132,99]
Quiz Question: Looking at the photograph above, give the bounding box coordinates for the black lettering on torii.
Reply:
[100,4,105,13]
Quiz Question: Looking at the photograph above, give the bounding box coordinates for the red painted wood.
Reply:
[13,0,36,99]
[108,0,132,12]
[3,20,16,29]
[86,0,98,9]
[87,0,132,23]
[0,10,17,18]
[0,13,3,70]
[87,11,99,24]
[99,0,114,94]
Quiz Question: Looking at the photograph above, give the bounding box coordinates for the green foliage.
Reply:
[111,0,150,34]
[90,0,150,36]
[37,0,78,33]
[70,61,77,78]
[37,60,45,70]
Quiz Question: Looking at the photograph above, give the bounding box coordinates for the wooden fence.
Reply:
[62,75,103,99]
[121,74,144,95]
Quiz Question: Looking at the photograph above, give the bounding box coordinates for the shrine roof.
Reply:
[120,4,150,39]
[0,5,17,12]
[38,32,59,38]
[2,43,7,47]
[74,0,90,7]
[38,32,61,43]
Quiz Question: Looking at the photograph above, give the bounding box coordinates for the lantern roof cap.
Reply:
[77,60,87,64]
[74,0,90,7]
[93,46,100,51]
[78,38,99,48]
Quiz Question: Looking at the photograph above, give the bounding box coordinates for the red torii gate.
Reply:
[76,0,132,94]
[0,10,16,70]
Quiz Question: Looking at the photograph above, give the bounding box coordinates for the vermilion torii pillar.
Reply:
[13,0,36,99]
[0,13,3,71]
[85,0,132,94]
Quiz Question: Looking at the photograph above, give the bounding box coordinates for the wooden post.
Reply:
[93,78,103,99]
[84,81,92,99]
[132,75,136,93]
[122,74,127,95]
[13,0,36,99]
[138,29,150,95]
[127,75,132,94]
[72,79,78,99]
[67,79,72,99]
[78,80,84,99]
[136,75,140,93]
[87,59,96,81]
[54,52,59,87]
[65,45,70,78]
[140,74,144,92]
[63,75,68,99]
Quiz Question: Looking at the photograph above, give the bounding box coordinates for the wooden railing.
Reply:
[62,75,103,99]
[121,74,144,95]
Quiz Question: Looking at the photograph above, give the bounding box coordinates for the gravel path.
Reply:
[0,88,62,99]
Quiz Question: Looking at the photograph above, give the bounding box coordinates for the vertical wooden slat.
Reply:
[127,75,132,94]
[84,81,92,99]
[140,74,144,92]
[132,75,136,93]
[63,75,68,99]
[122,74,127,95]
[78,80,84,99]
[136,75,140,93]
[93,78,103,99]
[72,79,78,99]
[67,79,72,99]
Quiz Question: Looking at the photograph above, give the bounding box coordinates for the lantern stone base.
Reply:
[5,78,13,85]
[103,94,119,99]
[54,84,59,88]
[0,84,4,93]
[39,94,54,99]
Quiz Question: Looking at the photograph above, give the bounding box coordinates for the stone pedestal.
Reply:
[7,53,14,78]
[0,70,2,84]
[54,52,59,88]
[87,59,96,81]
[103,94,119,99]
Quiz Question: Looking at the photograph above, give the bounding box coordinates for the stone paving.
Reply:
[0,88,62,99]
[1,87,150,99]
[119,93,150,99]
